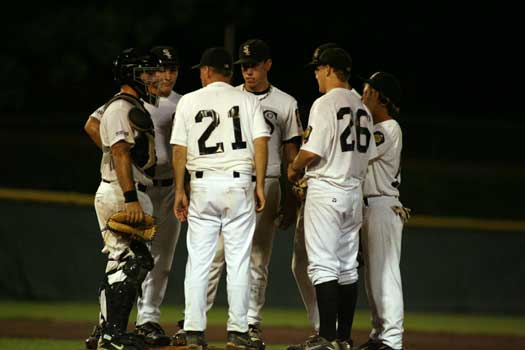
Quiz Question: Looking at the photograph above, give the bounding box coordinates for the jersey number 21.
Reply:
[195,106,247,155]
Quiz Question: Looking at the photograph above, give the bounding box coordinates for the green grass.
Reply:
[0,338,82,350]
[1,301,524,336]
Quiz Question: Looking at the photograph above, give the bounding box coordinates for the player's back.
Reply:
[304,88,376,190]
[172,81,267,175]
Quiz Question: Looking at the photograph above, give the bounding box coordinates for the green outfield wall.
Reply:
[1,194,523,315]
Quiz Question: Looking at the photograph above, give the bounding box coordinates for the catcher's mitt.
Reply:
[106,211,157,241]
[292,178,308,202]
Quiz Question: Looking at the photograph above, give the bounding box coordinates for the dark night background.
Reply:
[1,1,524,219]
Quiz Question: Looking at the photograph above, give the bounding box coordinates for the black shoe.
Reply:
[134,321,171,346]
[186,330,208,350]
[225,331,260,350]
[302,335,337,350]
[248,324,265,350]
[85,324,102,350]
[171,319,187,346]
[97,332,145,350]
[356,339,400,350]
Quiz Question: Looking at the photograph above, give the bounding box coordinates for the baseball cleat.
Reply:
[134,321,171,346]
[225,331,260,350]
[85,324,102,349]
[185,330,208,350]
[248,324,266,350]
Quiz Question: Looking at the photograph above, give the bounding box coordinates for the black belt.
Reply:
[195,171,256,182]
[152,178,173,186]
[102,179,147,193]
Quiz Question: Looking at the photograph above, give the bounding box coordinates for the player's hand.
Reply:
[255,186,266,213]
[174,191,189,222]
[391,206,411,223]
[287,163,303,183]
[124,201,144,224]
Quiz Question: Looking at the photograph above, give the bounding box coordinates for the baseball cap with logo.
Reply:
[365,72,401,106]
[234,39,271,65]
[150,46,179,68]
[306,42,340,67]
[313,47,352,74]
[192,47,233,72]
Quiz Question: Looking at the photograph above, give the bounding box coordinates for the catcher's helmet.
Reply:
[113,47,162,106]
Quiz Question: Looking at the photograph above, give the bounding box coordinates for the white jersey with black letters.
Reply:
[363,119,402,197]
[302,88,376,190]
[238,85,303,177]
[170,81,270,174]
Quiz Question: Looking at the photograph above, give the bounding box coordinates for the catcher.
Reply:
[90,47,162,350]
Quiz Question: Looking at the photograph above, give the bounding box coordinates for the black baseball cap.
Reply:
[312,47,352,73]
[305,42,340,67]
[234,39,271,65]
[150,46,179,68]
[364,72,401,106]
[192,47,233,72]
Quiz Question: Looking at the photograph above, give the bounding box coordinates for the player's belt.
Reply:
[102,178,147,193]
[152,178,173,186]
[194,171,256,182]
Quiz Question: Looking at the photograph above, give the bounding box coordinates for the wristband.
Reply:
[124,190,138,203]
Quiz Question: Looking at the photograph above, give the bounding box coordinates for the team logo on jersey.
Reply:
[303,126,312,144]
[243,45,251,56]
[313,48,321,60]
[374,131,385,146]
[162,48,173,59]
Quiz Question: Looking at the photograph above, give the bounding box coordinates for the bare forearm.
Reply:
[254,137,269,189]
[291,149,319,172]
[84,117,102,150]
[172,145,188,193]
[112,142,135,193]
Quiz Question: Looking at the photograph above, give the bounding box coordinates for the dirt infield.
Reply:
[1,320,524,350]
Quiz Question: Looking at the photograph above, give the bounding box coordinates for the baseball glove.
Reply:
[391,206,412,223]
[106,211,157,241]
[292,177,308,202]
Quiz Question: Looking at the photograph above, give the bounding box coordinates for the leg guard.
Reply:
[100,241,154,335]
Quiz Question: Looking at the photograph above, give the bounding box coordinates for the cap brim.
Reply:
[304,60,319,69]
[233,58,261,65]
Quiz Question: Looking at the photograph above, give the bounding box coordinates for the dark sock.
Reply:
[315,280,339,341]
[336,282,358,341]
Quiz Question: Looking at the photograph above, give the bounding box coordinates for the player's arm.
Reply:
[111,140,144,223]
[254,136,270,213]
[288,149,320,182]
[172,144,189,222]
[84,116,103,149]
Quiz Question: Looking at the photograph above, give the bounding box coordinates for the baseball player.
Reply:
[356,72,405,350]
[84,46,182,349]
[287,47,376,350]
[289,44,347,345]
[91,47,162,350]
[170,47,270,350]
[197,38,302,349]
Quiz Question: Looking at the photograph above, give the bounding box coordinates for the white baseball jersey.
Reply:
[144,91,182,180]
[99,99,152,186]
[302,88,377,190]
[170,81,270,173]
[363,119,402,197]
[238,85,303,177]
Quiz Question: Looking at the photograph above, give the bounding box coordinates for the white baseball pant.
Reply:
[206,177,280,326]
[361,195,404,350]
[137,184,181,325]
[184,173,255,332]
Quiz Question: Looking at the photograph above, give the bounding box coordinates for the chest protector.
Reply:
[105,93,157,177]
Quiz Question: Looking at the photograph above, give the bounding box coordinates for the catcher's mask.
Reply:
[113,48,163,107]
